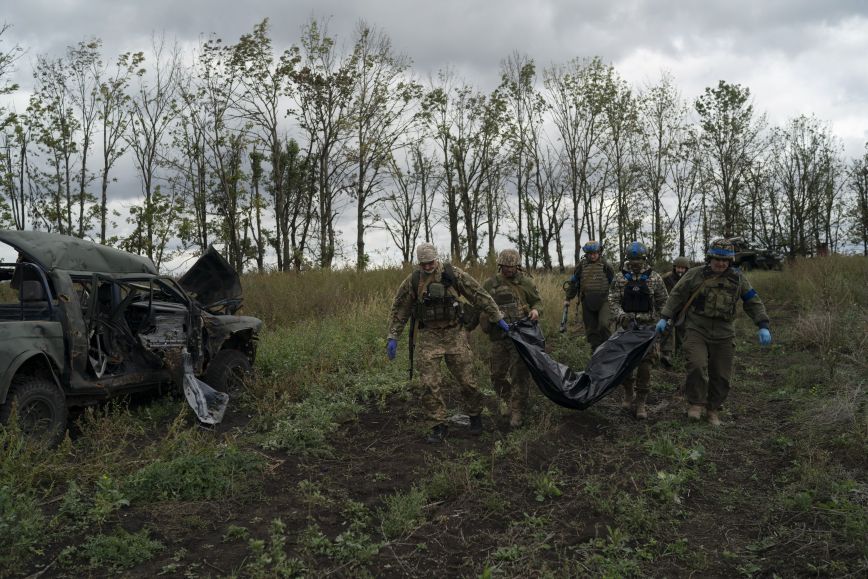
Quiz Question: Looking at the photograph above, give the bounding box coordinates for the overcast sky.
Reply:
[3,1,868,267]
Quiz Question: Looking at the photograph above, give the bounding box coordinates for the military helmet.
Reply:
[415,242,438,264]
[582,240,602,253]
[626,241,648,260]
[497,248,521,267]
[673,256,690,268]
[706,238,735,261]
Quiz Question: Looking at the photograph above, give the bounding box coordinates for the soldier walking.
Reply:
[387,243,507,443]
[481,249,542,428]
[660,256,691,367]
[656,239,772,426]
[608,242,668,419]
[564,241,615,354]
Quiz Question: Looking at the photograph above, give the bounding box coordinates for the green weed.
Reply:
[379,486,428,539]
[59,528,163,573]
[529,468,563,502]
[0,486,45,572]
[260,393,361,457]
[244,518,305,578]
[125,444,263,501]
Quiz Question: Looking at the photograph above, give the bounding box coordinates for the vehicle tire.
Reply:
[204,349,252,393]
[0,375,68,446]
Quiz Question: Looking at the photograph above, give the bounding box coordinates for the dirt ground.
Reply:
[17,305,867,578]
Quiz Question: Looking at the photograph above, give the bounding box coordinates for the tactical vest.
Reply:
[489,276,530,323]
[412,264,460,327]
[621,269,653,313]
[580,260,611,311]
[691,269,741,320]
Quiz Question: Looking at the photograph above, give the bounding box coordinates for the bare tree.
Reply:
[347,21,420,270]
[229,18,299,270]
[695,80,766,238]
[848,143,868,255]
[543,57,611,262]
[291,18,356,269]
[96,50,141,243]
[638,71,685,260]
[421,69,461,261]
[126,34,181,261]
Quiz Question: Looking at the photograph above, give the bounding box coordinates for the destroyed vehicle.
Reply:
[0,230,262,444]
[729,237,783,271]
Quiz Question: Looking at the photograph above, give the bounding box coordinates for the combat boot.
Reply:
[426,423,448,444]
[706,410,722,427]
[468,415,483,435]
[686,404,703,421]
[621,383,635,410]
[634,394,648,420]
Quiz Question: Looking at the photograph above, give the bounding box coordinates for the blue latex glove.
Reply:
[758,328,772,346]
[497,319,510,333]
[387,338,398,360]
[655,319,669,334]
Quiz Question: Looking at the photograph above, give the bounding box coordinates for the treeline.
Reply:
[1,19,867,271]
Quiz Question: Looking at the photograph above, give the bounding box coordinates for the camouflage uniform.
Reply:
[482,249,542,426]
[388,254,503,430]
[660,241,770,420]
[660,257,691,363]
[565,243,614,353]
[608,243,668,418]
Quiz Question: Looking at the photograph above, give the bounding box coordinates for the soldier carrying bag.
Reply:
[411,264,479,331]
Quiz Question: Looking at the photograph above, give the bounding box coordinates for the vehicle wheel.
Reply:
[204,349,252,393]
[0,375,68,446]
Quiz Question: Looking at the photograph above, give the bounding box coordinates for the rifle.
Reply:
[408,313,416,380]
[559,302,570,333]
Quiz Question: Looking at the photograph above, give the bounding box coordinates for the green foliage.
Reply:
[571,527,649,578]
[529,468,563,502]
[424,451,490,500]
[125,444,263,502]
[0,486,45,571]
[245,519,305,578]
[260,393,361,457]
[59,528,163,573]
[58,475,129,529]
[379,486,428,539]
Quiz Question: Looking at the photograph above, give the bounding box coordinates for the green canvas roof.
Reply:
[0,230,158,274]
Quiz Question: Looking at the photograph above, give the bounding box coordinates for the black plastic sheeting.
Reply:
[507,319,657,410]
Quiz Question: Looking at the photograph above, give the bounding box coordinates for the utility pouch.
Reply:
[622,282,652,313]
[459,301,480,331]
[426,282,446,300]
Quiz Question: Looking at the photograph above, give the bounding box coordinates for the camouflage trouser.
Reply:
[683,329,735,410]
[623,340,659,397]
[416,326,483,425]
[489,338,531,414]
[582,301,612,352]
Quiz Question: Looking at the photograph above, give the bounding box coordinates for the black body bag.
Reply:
[507,319,657,410]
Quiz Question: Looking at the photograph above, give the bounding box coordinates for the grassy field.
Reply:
[1,257,866,577]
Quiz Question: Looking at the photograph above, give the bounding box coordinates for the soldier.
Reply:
[481,248,542,428]
[655,238,772,427]
[387,243,508,443]
[660,256,691,367]
[608,242,668,419]
[564,240,615,353]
